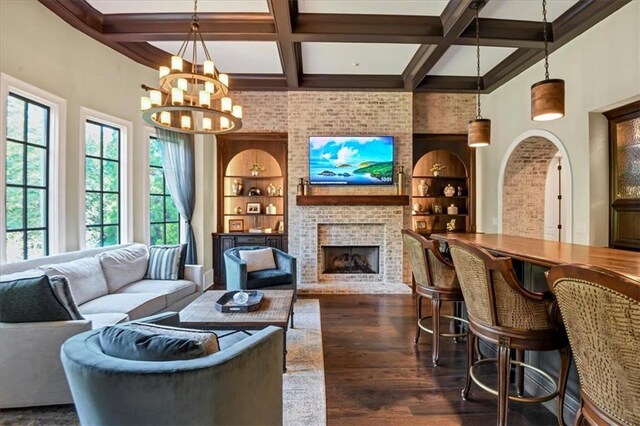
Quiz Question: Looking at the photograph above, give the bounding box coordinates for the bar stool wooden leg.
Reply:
[431,297,441,366]
[462,331,476,400]
[515,349,525,397]
[497,340,512,426]
[557,346,571,426]
[414,294,422,344]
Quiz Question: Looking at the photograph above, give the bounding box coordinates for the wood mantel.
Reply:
[431,233,640,282]
[296,195,410,206]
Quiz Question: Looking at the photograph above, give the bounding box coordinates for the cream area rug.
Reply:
[0,299,327,426]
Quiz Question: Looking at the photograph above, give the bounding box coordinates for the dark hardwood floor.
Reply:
[314,294,559,425]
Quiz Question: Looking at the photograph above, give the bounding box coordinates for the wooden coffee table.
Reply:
[180,290,294,372]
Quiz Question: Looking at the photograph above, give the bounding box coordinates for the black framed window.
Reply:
[85,120,120,248]
[149,136,180,245]
[5,93,50,262]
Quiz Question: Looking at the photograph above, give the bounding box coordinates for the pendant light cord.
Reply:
[542,0,550,80]
[475,6,482,119]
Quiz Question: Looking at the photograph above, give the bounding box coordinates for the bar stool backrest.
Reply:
[402,229,458,289]
[448,238,553,331]
[547,264,640,426]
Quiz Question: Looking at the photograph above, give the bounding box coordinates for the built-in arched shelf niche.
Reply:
[225,149,282,177]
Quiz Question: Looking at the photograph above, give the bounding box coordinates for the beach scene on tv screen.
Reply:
[309,136,394,185]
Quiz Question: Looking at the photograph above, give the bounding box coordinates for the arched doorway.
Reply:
[498,130,573,242]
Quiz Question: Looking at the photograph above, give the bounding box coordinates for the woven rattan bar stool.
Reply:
[448,238,570,426]
[547,264,640,426]
[402,229,467,367]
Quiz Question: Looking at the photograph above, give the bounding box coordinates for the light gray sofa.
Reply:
[61,313,283,426]
[0,243,204,408]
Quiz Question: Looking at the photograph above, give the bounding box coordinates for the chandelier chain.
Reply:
[475,6,481,119]
[193,0,199,22]
[542,0,549,80]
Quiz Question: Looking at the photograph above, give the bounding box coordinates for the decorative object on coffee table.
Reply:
[215,290,264,313]
[231,179,243,196]
[418,179,429,196]
[246,202,261,214]
[229,219,244,232]
[431,163,446,177]
[444,184,456,197]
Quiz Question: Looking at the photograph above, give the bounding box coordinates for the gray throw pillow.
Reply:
[0,275,73,323]
[145,245,183,280]
[48,276,84,320]
[99,324,217,361]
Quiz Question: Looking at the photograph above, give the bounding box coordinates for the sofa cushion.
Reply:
[99,324,215,361]
[0,275,73,323]
[98,244,148,293]
[239,248,276,273]
[39,257,108,305]
[79,293,166,320]
[48,276,84,320]
[116,279,197,307]
[84,313,129,330]
[146,245,183,280]
[0,269,43,282]
[247,269,292,290]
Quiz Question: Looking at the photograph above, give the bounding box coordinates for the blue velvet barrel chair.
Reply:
[60,313,284,426]
[224,246,297,326]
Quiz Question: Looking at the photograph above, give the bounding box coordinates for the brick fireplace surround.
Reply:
[229,91,475,293]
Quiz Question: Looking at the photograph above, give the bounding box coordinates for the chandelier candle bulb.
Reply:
[150,90,162,106]
[160,111,171,125]
[203,60,215,76]
[219,73,229,87]
[171,55,183,72]
[199,90,211,107]
[177,78,188,91]
[205,81,215,94]
[172,87,184,105]
[221,97,232,112]
[140,97,151,111]
[159,66,170,79]
[181,115,191,130]
[202,117,212,131]
[220,116,230,130]
[232,105,243,119]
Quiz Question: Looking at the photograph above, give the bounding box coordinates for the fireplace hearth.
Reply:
[322,245,380,274]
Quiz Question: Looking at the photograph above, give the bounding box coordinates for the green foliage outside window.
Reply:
[85,121,120,248]
[149,137,180,245]
[4,94,49,262]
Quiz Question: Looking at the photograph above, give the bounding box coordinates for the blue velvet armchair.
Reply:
[60,312,284,426]
[224,246,297,297]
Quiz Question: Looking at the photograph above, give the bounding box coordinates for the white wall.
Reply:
[479,1,640,246]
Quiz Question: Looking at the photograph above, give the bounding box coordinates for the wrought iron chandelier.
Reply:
[531,0,565,121]
[140,0,242,134]
[467,1,490,147]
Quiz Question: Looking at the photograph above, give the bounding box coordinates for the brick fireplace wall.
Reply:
[230,90,475,286]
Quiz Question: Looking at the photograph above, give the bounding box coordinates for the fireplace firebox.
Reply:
[322,245,380,274]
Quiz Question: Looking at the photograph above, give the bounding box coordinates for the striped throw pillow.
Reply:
[145,245,183,280]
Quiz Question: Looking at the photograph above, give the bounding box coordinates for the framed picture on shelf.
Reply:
[246,202,261,214]
[229,219,244,232]
[415,220,426,231]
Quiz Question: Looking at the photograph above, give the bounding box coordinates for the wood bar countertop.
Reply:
[431,233,640,281]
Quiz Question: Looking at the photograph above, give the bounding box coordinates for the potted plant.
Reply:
[431,163,447,177]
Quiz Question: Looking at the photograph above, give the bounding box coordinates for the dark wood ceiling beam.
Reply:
[300,75,405,90]
[483,0,632,92]
[416,76,481,93]
[403,0,488,90]
[268,0,300,88]
[455,18,549,48]
[228,74,289,91]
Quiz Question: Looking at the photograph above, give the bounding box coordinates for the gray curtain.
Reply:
[157,128,197,264]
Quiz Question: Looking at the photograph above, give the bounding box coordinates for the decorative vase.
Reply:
[412,202,422,213]
[447,204,458,215]
[396,165,405,195]
[457,186,463,196]
[433,170,440,177]
[267,182,276,196]
[303,180,310,196]
[231,179,243,196]
[266,203,276,215]
[251,170,258,177]
[418,179,429,196]
[277,186,283,196]
[234,206,242,214]
[297,178,304,196]
[444,184,455,197]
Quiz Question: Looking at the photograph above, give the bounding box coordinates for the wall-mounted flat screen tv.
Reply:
[309,136,394,185]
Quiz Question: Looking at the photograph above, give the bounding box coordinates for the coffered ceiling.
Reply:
[39,0,630,92]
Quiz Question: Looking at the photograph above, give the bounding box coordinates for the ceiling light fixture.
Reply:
[468,1,490,148]
[531,0,564,121]
[140,0,242,134]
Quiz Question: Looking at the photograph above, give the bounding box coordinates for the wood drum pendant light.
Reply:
[531,0,565,121]
[468,1,490,147]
